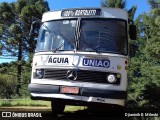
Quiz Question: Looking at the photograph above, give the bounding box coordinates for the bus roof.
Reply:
[42,8,128,22]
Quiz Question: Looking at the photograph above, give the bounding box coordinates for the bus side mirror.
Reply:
[129,25,136,40]
[29,21,41,41]
[29,21,37,39]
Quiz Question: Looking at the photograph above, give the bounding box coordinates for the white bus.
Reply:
[28,8,136,113]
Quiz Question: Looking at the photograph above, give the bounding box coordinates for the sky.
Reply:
[47,0,150,19]
[0,0,150,64]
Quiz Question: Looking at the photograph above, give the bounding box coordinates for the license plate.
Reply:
[60,86,79,94]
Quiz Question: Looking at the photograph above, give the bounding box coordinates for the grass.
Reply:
[64,105,86,112]
[0,99,86,112]
[0,99,50,107]
[0,100,159,120]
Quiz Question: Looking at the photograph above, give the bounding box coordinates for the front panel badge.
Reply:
[83,58,110,68]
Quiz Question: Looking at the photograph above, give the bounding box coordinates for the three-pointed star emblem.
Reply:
[66,70,77,80]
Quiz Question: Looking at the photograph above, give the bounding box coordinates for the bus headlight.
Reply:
[36,69,44,79]
[107,74,116,83]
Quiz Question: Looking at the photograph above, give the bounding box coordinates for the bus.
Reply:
[28,8,136,113]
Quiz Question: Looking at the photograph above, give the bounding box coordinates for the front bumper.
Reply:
[28,83,126,99]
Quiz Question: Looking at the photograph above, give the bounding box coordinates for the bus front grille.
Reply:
[43,69,120,84]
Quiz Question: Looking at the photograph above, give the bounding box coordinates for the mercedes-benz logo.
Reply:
[66,70,77,81]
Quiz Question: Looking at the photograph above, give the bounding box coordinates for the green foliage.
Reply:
[127,0,160,108]
[101,0,127,8]
[20,65,32,97]
[128,5,137,20]
[0,74,17,99]
[142,83,160,108]
[148,0,160,8]
[0,61,31,98]
[0,0,49,56]
[0,0,49,96]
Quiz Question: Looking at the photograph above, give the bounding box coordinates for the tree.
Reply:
[127,0,160,108]
[0,62,17,98]
[148,0,160,8]
[0,0,49,96]
[0,74,17,99]
[101,0,137,20]
[101,0,127,8]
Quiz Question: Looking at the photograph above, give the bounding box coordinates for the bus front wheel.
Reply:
[51,100,65,114]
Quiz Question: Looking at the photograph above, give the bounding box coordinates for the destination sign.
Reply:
[61,9,101,17]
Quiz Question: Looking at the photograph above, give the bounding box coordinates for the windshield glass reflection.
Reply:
[36,18,127,55]
[36,19,76,51]
[79,18,127,55]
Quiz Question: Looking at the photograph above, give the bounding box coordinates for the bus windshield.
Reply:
[79,18,127,55]
[36,18,127,55]
[36,19,76,51]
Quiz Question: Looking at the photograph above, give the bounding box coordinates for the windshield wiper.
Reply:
[52,18,81,53]
[74,18,81,50]
[42,24,75,53]
[52,43,64,53]
[74,18,100,53]
[81,40,100,53]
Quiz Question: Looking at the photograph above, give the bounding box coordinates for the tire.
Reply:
[113,105,124,111]
[51,100,65,114]
[88,104,124,112]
